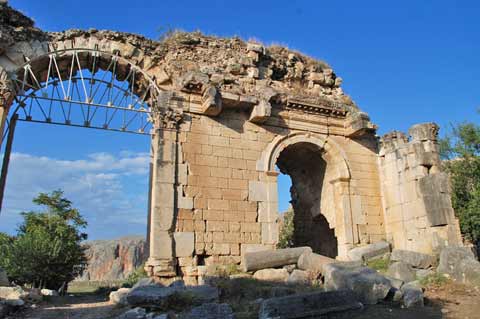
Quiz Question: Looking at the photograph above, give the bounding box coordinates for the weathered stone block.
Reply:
[323,263,392,305]
[408,123,439,142]
[253,268,289,282]
[173,232,194,257]
[297,251,335,273]
[248,181,268,201]
[242,247,312,272]
[182,303,235,319]
[437,246,480,286]
[390,249,437,269]
[109,288,131,306]
[258,290,362,319]
[401,281,424,308]
[286,269,310,285]
[386,261,416,283]
[347,241,390,261]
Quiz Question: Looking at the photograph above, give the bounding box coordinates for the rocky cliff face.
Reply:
[78,236,148,281]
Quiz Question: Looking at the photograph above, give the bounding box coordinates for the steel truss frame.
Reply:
[8,48,160,137]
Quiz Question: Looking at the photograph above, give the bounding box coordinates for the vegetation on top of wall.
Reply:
[0,190,87,292]
[440,115,480,249]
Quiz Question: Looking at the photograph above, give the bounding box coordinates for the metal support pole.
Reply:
[0,114,18,212]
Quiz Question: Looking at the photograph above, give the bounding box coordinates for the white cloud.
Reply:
[0,151,150,239]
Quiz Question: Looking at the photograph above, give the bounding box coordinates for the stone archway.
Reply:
[257,132,355,259]
[276,141,338,258]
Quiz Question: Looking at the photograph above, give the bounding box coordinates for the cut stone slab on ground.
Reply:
[258,290,363,319]
[323,263,392,305]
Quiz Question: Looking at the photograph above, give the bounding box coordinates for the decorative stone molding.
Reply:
[0,69,14,107]
[286,99,348,118]
[155,91,184,129]
[200,85,222,116]
[156,107,183,129]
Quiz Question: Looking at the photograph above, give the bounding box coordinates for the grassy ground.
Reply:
[68,280,124,294]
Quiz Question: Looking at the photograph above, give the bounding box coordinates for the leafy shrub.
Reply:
[277,206,294,249]
[123,263,148,288]
[440,119,480,248]
[0,190,87,291]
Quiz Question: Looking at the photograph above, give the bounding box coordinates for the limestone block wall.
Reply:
[378,123,462,254]
[167,105,390,280]
[174,109,280,277]
[332,135,386,245]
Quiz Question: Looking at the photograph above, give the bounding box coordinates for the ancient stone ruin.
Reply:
[0,2,463,285]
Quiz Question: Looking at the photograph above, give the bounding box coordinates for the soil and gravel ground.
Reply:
[7,281,480,319]
[7,293,124,319]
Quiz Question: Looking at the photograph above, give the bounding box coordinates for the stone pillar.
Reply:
[0,72,15,211]
[0,72,14,147]
[331,178,355,260]
[254,171,279,248]
[145,104,183,278]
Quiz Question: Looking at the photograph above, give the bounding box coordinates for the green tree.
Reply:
[277,205,295,249]
[0,190,88,290]
[440,119,480,246]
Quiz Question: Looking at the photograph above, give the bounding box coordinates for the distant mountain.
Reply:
[77,236,148,281]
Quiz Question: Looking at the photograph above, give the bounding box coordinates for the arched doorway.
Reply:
[258,132,354,260]
[276,142,338,258]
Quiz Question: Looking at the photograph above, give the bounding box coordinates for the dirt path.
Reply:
[327,282,480,319]
[8,293,125,319]
[7,282,480,319]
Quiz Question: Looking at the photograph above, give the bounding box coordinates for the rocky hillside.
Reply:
[77,236,148,281]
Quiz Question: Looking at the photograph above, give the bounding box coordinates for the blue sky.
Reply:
[1,0,479,239]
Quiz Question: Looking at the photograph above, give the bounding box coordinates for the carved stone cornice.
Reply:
[286,99,347,118]
[155,107,183,129]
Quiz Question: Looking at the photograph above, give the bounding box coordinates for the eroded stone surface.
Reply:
[259,290,363,319]
[347,241,390,262]
[437,247,480,287]
[126,285,219,308]
[180,303,235,319]
[297,251,335,274]
[253,268,289,282]
[286,269,310,285]
[110,288,131,306]
[0,286,28,306]
[386,262,416,283]
[116,307,147,319]
[324,263,392,305]
[391,249,437,269]
[401,282,424,308]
